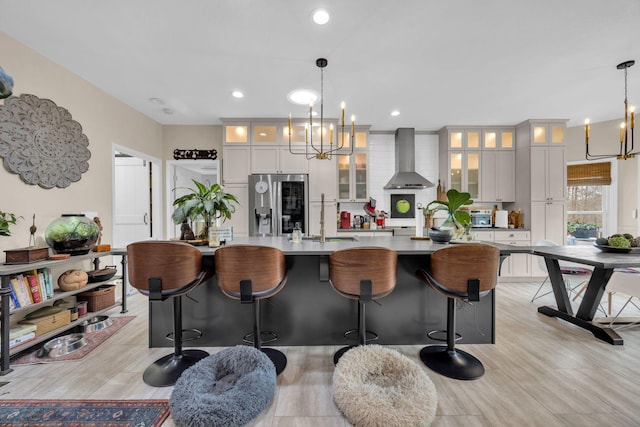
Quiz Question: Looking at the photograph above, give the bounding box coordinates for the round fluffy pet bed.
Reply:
[169,345,276,427]
[333,345,437,427]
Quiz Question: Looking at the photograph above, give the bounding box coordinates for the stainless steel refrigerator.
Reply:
[249,174,309,237]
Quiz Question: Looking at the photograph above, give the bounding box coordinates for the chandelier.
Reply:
[288,58,354,160]
[585,60,636,160]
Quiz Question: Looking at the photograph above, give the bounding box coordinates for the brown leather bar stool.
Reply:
[329,247,397,364]
[127,240,211,387]
[416,244,499,380]
[214,245,288,375]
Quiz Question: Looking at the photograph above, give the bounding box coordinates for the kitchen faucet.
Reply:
[319,193,325,243]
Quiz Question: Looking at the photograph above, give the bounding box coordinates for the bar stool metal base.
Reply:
[142,349,210,387]
[419,346,484,380]
[334,345,357,365]
[344,329,378,342]
[261,347,287,375]
[243,330,278,345]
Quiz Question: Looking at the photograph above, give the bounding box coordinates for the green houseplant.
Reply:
[171,180,239,240]
[0,211,20,237]
[425,189,473,240]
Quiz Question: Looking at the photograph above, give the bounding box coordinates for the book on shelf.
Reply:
[37,270,48,300]
[26,273,42,304]
[8,331,36,349]
[18,274,33,305]
[10,276,30,307]
[0,324,37,348]
[8,286,18,310]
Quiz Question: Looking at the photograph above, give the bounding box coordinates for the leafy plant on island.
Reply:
[425,189,473,230]
[172,180,239,240]
[0,211,21,237]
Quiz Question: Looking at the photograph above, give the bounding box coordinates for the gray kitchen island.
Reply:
[139,236,526,348]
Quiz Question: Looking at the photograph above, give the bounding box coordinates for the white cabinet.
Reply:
[222,146,250,184]
[444,150,480,200]
[530,201,566,247]
[251,146,309,174]
[337,151,368,202]
[531,146,566,202]
[480,150,515,202]
[221,183,249,237]
[515,119,568,250]
[494,230,531,277]
[308,155,337,201]
[308,200,338,237]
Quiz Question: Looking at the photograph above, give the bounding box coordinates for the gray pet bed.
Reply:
[333,345,438,427]
[169,345,276,427]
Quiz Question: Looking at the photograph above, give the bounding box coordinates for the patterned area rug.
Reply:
[0,399,169,426]
[10,316,135,365]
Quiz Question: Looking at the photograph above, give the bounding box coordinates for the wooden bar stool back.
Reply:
[329,247,397,364]
[416,243,499,380]
[127,240,211,387]
[214,245,288,375]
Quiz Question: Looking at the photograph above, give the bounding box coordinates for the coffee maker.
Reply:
[340,211,351,229]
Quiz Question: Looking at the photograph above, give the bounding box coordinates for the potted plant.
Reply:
[171,180,239,240]
[567,222,599,239]
[0,211,20,237]
[424,189,473,241]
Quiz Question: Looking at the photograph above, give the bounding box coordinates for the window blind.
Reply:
[567,162,611,186]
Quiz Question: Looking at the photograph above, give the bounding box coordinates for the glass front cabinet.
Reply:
[337,130,368,202]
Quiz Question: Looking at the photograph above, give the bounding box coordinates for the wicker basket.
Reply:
[77,285,116,312]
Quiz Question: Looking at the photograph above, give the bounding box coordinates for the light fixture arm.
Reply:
[586,60,637,160]
[289,58,355,160]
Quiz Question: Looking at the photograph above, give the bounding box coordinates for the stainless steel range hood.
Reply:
[384,128,434,189]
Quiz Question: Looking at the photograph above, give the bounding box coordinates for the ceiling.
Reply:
[1,0,639,130]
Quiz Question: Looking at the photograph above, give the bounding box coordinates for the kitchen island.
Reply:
[140,236,528,348]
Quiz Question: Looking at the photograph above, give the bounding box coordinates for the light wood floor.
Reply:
[2,280,640,427]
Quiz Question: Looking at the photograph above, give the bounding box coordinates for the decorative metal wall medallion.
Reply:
[0,94,91,189]
[173,148,217,160]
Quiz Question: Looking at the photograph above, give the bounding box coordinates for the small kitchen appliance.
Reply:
[469,209,492,228]
[340,211,351,229]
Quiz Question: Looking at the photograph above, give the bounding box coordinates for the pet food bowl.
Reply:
[78,315,113,333]
[39,333,88,358]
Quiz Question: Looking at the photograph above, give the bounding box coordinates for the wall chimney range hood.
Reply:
[384,128,434,189]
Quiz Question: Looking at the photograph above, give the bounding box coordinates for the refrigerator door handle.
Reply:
[275,178,282,236]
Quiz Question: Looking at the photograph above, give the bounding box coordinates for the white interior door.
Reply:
[114,156,151,247]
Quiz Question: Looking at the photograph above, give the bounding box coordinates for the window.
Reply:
[566,161,616,238]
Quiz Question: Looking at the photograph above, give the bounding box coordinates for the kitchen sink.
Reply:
[299,236,358,242]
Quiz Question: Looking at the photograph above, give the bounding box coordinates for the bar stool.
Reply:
[127,240,211,387]
[416,244,499,380]
[329,247,397,364]
[214,245,288,375]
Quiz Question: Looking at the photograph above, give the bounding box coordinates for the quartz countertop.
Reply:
[200,235,530,256]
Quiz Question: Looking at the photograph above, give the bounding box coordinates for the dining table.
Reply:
[533,245,640,345]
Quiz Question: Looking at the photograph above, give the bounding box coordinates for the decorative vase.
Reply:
[45,214,99,255]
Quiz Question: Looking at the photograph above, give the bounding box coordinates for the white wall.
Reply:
[340,131,438,228]
[566,120,638,235]
[0,32,163,254]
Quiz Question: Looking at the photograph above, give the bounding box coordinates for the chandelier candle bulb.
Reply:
[620,123,625,142]
[351,115,355,136]
[288,114,292,136]
[584,119,590,142]
[330,123,334,143]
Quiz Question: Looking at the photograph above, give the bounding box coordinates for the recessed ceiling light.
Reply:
[312,9,330,25]
[390,110,400,117]
[149,97,165,105]
[162,108,174,115]
[232,91,244,98]
[288,89,319,105]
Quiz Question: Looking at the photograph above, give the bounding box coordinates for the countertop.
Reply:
[199,235,530,256]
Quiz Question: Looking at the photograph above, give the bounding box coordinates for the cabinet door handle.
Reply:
[143,213,149,225]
